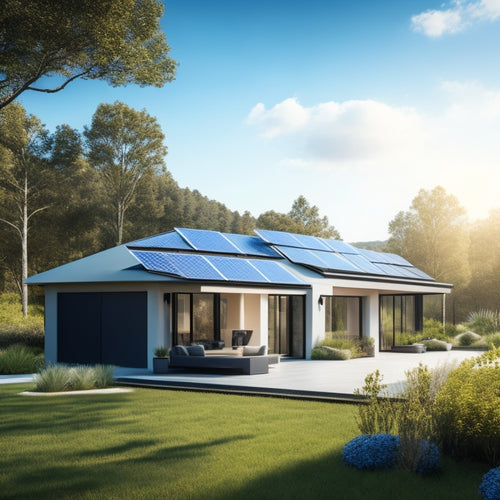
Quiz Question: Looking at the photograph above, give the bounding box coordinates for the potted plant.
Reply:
[153,346,169,374]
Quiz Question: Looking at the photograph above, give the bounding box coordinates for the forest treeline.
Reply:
[0,102,499,323]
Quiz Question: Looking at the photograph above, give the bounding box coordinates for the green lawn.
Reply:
[0,384,487,500]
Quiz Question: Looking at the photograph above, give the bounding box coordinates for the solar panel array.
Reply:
[253,229,434,281]
[126,227,434,284]
[130,250,305,285]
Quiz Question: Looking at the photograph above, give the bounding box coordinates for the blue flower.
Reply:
[342,434,399,470]
[479,467,500,500]
[415,440,440,474]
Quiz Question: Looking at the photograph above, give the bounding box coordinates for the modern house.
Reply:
[26,228,452,370]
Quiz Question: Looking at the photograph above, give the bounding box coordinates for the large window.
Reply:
[324,296,361,339]
[174,293,222,346]
[379,294,444,351]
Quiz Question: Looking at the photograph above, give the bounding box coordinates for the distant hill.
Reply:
[350,240,388,252]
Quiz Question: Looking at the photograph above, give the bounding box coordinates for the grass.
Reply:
[0,384,488,500]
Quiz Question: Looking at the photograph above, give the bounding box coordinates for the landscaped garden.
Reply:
[0,383,491,500]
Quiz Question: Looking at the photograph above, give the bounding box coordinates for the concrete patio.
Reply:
[115,350,478,402]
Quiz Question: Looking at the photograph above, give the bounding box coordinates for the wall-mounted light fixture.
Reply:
[163,293,171,305]
[318,295,324,306]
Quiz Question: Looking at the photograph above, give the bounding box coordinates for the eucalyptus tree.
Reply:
[0,103,53,316]
[84,101,167,245]
[0,0,177,109]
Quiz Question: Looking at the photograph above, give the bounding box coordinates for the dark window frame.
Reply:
[172,292,220,345]
[323,295,363,339]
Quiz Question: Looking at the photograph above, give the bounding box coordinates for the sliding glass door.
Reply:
[268,295,304,358]
[174,293,220,345]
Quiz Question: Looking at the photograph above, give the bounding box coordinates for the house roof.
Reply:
[26,227,451,289]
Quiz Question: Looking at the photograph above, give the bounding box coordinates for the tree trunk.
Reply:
[22,174,28,317]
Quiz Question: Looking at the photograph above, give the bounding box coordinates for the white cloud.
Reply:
[411,8,464,37]
[247,97,426,169]
[411,0,500,36]
[247,98,310,138]
[247,83,500,226]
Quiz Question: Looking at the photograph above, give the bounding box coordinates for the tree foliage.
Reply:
[0,0,177,108]
[257,196,341,239]
[388,186,470,287]
[84,101,167,245]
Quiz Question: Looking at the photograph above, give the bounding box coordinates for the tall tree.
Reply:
[0,103,53,316]
[257,196,341,239]
[464,209,500,312]
[288,195,340,239]
[0,0,177,109]
[84,101,167,245]
[388,186,470,287]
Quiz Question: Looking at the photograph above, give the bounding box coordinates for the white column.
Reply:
[147,288,166,370]
[239,293,245,329]
[259,294,268,347]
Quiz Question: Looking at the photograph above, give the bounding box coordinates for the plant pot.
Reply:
[153,357,169,374]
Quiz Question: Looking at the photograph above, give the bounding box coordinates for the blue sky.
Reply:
[18,0,500,242]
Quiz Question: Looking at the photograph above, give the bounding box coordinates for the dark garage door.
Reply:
[58,292,147,368]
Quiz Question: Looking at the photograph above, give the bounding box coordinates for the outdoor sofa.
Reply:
[169,345,269,375]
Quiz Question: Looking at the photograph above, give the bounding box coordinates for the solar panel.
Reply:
[341,253,386,275]
[131,251,224,280]
[276,246,360,273]
[383,253,413,266]
[206,256,269,282]
[401,266,433,280]
[250,259,306,285]
[357,248,394,264]
[309,250,361,272]
[222,233,281,258]
[128,231,193,250]
[175,228,241,254]
[323,239,360,254]
[290,233,332,251]
[254,229,304,247]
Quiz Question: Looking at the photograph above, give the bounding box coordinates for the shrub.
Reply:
[479,466,500,500]
[34,364,71,392]
[154,346,169,357]
[433,348,500,465]
[421,339,450,351]
[94,364,115,388]
[412,440,440,474]
[34,364,115,392]
[312,345,351,360]
[68,366,98,391]
[468,309,500,336]
[321,334,361,358]
[342,434,399,470]
[0,344,44,374]
[458,332,476,346]
[354,370,399,435]
[397,364,437,472]
[423,318,445,340]
[0,324,45,349]
[485,333,500,349]
[444,323,460,337]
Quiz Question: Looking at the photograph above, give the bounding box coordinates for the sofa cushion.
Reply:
[187,345,205,356]
[243,345,267,356]
[172,345,189,356]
